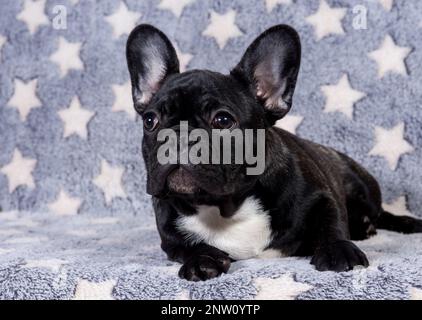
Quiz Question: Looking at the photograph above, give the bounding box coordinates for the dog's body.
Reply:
[126,24,422,281]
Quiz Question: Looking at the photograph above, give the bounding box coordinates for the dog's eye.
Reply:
[211,112,236,129]
[143,112,159,131]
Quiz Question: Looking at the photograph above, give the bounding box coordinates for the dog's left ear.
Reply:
[126,24,180,113]
[231,25,301,121]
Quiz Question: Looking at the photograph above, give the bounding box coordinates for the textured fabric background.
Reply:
[0,0,421,299]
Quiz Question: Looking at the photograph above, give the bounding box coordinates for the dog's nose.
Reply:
[166,167,198,195]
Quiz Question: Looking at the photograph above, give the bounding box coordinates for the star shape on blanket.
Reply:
[265,0,292,12]
[105,2,141,39]
[320,74,366,119]
[378,0,394,11]
[175,289,191,300]
[1,149,36,193]
[24,258,68,273]
[58,97,95,139]
[93,160,127,205]
[253,274,313,300]
[368,35,411,78]
[306,0,346,41]
[73,279,117,300]
[382,196,414,217]
[17,0,49,35]
[48,189,82,216]
[175,44,193,72]
[0,34,6,58]
[274,114,304,134]
[158,0,195,18]
[368,122,414,170]
[50,37,84,77]
[410,287,422,300]
[202,10,243,49]
[111,81,136,120]
[7,78,42,121]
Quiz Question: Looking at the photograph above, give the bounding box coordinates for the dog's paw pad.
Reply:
[178,254,231,281]
[311,240,369,272]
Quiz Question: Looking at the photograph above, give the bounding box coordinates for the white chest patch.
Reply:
[176,197,282,260]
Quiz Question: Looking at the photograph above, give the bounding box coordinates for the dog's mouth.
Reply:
[166,168,245,218]
[147,164,253,201]
[148,165,256,218]
[166,167,199,195]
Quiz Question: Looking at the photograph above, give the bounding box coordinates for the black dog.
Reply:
[126,24,422,281]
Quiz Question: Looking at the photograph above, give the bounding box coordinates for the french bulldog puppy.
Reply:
[126,24,422,281]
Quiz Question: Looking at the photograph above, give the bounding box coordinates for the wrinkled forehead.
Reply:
[150,70,243,113]
[164,70,235,93]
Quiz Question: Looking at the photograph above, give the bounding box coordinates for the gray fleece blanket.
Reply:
[0,0,421,300]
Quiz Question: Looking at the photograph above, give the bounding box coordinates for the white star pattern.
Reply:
[202,10,243,49]
[378,0,394,11]
[320,74,366,119]
[410,287,422,300]
[58,97,95,140]
[175,289,191,300]
[1,149,36,193]
[17,0,49,35]
[7,78,42,121]
[368,122,414,170]
[0,34,6,59]
[24,258,68,273]
[105,2,141,38]
[253,274,313,300]
[48,189,82,216]
[306,0,346,41]
[275,114,304,134]
[158,0,195,18]
[382,196,415,217]
[368,35,411,78]
[93,160,127,205]
[175,44,193,72]
[73,279,116,300]
[265,0,292,12]
[50,37,84,77]
[111,82,136,120]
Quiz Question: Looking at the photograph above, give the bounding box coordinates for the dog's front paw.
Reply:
[311,240,369,272]
[178,253,231,281]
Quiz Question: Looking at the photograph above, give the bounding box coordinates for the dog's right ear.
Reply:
[126,24,180,114]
